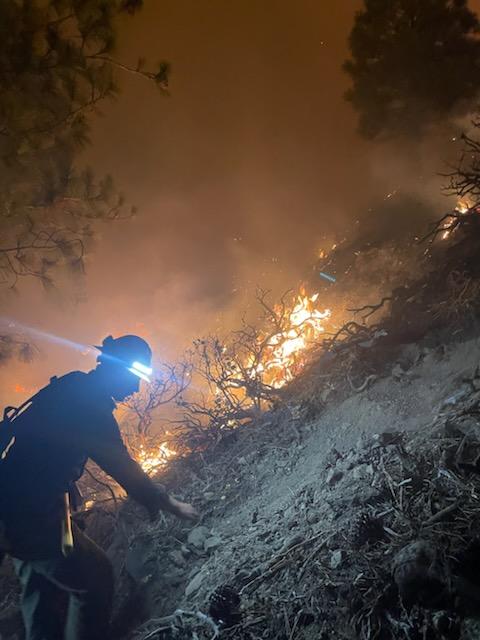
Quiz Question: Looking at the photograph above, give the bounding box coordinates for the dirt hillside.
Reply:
[101,329,480,640]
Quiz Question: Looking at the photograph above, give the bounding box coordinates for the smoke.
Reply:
[0,0,476,405]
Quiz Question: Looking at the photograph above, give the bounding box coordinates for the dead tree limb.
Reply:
[348,297,393,321]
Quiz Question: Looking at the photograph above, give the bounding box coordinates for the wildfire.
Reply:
[441,198,474,240]
[137,442,177,475]
[248,290,331,388]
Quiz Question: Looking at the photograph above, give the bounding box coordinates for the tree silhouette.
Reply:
[0,0,169,290]
[344,0,480,139]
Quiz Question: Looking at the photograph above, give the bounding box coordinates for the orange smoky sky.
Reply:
[2,0,478,404]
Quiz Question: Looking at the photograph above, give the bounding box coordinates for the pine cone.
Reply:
[209,584,242,627]
[349,512,385,548]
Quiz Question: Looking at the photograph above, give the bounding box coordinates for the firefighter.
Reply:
[0,334,198,640]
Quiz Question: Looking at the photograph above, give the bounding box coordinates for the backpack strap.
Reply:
[1,376,59,425]
[3,407,18,422]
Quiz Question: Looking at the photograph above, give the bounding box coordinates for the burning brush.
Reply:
[137,441,176,475]
[440,198,478,240]
[245,288,332,389]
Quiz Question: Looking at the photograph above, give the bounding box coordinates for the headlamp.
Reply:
[128,361,153,383]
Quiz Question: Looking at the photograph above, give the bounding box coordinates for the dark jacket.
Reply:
[0,370,168,559]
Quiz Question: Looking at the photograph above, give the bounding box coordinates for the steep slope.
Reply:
[108,332,480,640]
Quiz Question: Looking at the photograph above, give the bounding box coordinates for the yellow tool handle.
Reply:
[61,492,74,557]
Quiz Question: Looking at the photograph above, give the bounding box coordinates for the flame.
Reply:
[442,198,474,239]
[456,199,471,214]
[137,442,177,475]
[247,289,331,388]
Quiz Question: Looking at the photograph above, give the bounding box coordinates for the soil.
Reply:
[103,331,480,640]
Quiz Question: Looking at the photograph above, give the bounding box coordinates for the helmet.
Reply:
[95,335,153,382]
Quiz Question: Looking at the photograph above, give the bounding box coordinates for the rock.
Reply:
[371,432,404,447]
[392,363,406,379]
[185,568,208,597]
[204,536,222,552]
[352,464,367,480]
[203,491,215,501]
[187,526,210,549]
[442,388,468,409]
[163,568,186,587]
[125,535,157,584]
[345,451,361,470]
[169,550,186,568]
[399,343,421,368]
[326,468,344,486]
[432,611,459,635]
[330,550,344,569]
[392,541,447,606]
[325,447,342,467]
[352,464,374,480]
[237,456,248,465]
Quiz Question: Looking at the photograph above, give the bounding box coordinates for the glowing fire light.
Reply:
[248,290,331,388]
[131,291,331,475]
[137,442,177,475]
[442,198,474,240]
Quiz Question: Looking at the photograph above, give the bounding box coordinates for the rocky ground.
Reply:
[97,330,480,640]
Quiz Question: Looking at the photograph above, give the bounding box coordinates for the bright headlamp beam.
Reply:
[131,361,152,376]
[0,317,92,354]
[128,361,153,382]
